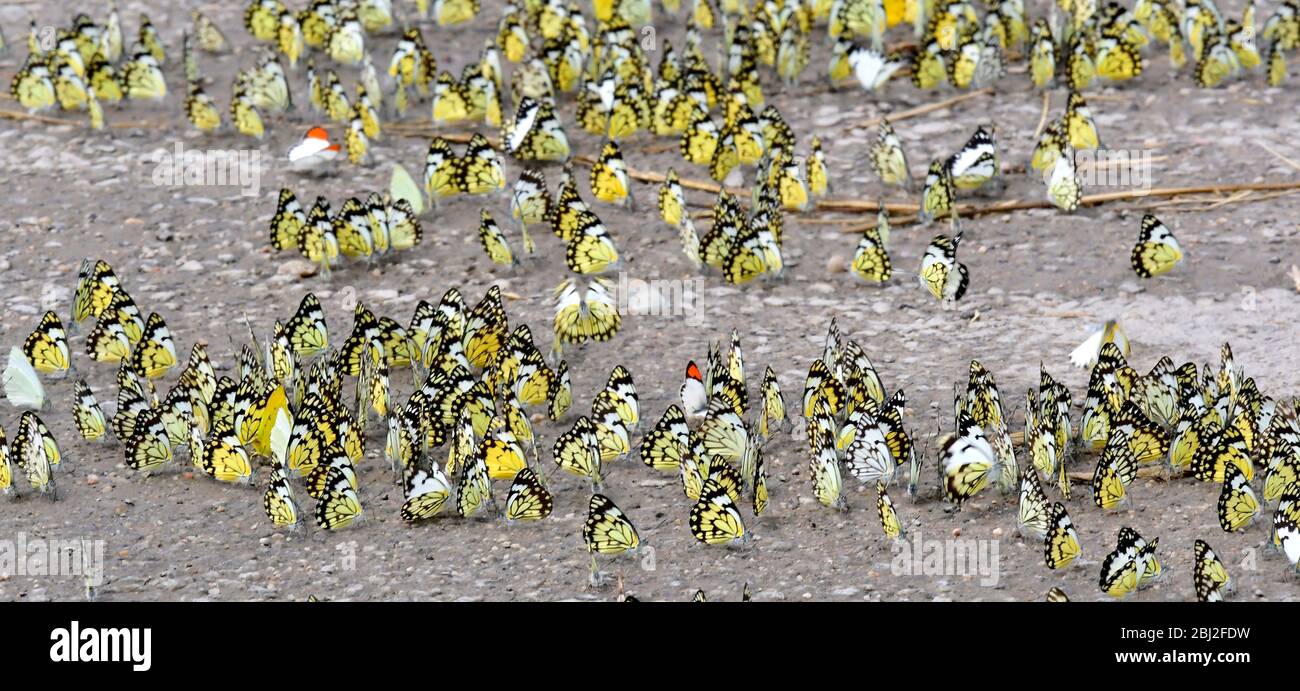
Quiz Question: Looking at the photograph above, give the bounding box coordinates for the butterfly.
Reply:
[919,232,969,301]
[435,0,481,26]
[1096,36,1144,81]
[1045,587,1070,602]
[4,345,46,410]
[1044,501,1082,569]
[284,293,329,359]
[1099,526,1147,598]
[1274,487,1300,573]
[1194,539,1232,601]
[528,359,563,424]
[23,311,70,375]
[1218,461,1261,532]
[911,38,948,88]
[400,462,453,522]
[71,380,107,441]
[199,422,254,485]
[690,477,746,545]
[584,493,640,556]
[552,278,621,350]
[876,480,905,541]
[919,160,956,223]
[940,412,996,506]
[1092,429,1138,510]
[14,412,56,498]
[590,141,633,208]
[503,97,571,162]
[1018,468,1051,539]
[263,466,301,530]
[1195,35,1242,87]
[947,126,998,190]
[554,416,602,486]
[503,467,553,522]
[184,83,220,132]
[121,50,166,101]
[1065,91,1101,150]
[72,259,120,324]
[478,209,516,267]
[128,312,177,380]
[230,89,265,140]
[565,217,620,275]
[1029,19,1057,87]
[1046,145,1082,212]
[811,443,847,510]
[1131,214,1184,278]
[244,0,283,42]
[849,45,905,90]
[851,210,893,283]
[124,407,173,473]
[315,468,363,530]
[681,106,720,166]
[460,133,506,195]
[510,169,550,250]
[758,367,788,439]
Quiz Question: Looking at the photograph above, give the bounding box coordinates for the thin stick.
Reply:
[842,88,993,133]
[1033,90,1051,139]
[833,180,1300,232]
[0,109,155,129]
[1256,139,1300,174]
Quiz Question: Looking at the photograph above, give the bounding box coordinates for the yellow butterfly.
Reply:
[510,169,551,248]
[460,133,506,195]
[1092,429,1137,510]
[590,140,633,208]
[1065,91,1101,150]
[130,313,177,380]
[852,210,893,283]
[23,311,70,375]
[1046,146,1082,212]
[1099,526,1147,598]
[505,467,553,521]
[10,57,57,113]
[200,423,253,484]
[124,407,173,473]
[504,97,571,162]
[1131,214,1184,278]
[1194,539,1232,601]
[1030,19,1057,87]
[584,493,639,554]
[919,231,969,301]
[919,160,955,222]
[1045,501,1082,569]
[1218,461,1260,531]
[549,360,573,421]
[121,50,166,101]
[435,0,481,25]
[690,477,746,545]
[554,416,602,486]
[72,380,107,441]
[315,469,363,530]
[1096,36,1144,80]
[245,0,285,42]
[565,217,620,275]
[264,467,301,530]
[478,209,515,267]
[400,462,453,522]
[325,10,365,65]
[230,90,265,140]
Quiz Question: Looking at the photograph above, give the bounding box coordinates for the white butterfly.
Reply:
[1069,320,1129,368]
[849,46,903,91]
[4,346,45,410]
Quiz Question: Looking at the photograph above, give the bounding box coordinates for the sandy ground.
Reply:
[0,1,1298,602]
